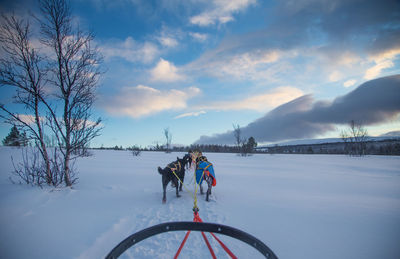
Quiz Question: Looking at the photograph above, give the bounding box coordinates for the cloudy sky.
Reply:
[0,0,399,147]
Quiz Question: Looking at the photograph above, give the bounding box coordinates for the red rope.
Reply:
[209,232,238,259]
[194,211,217,259]
[174,210,238,259]
[194,212,237,259]
[174,231,191,259]
[201,231,217,259]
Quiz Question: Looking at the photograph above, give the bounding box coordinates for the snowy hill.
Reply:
[1,147,400,258]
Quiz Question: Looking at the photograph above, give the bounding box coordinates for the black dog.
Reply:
[158,154,191,203]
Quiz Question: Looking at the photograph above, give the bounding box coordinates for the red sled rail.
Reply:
[105,221,278,258]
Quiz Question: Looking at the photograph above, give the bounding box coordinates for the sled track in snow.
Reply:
[79,169,267,258]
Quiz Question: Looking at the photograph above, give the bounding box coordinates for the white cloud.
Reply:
[158,36,178,47]
[100,37,159,64]
[12,114,100,129]
[197,86,304,112]
[174,111,206,119]
[192,49,283,80]
[370,48,400,63]
[103,85,201,118]
[328,70,343,82]
[343,79,357,88]
[156,27,181,48]
[150,58,185,82]
[364,48,400,80]
[190,0,257,27]
[190,14,215,27]
[72,118,102,130]
[364,59,394,80]
[189,32,208,42]
[15,114,41,125]
[337,52,361,66]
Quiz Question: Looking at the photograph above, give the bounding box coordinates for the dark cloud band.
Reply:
[195,75,400,144]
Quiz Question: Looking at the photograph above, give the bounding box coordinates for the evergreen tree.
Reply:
[19,131,29,146]
[247,137,257,152]
[2,126,21,146]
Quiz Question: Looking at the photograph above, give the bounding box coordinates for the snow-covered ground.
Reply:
[1,147,400,259]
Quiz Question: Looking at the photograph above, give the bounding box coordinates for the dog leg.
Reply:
[160,169,167,203]
[174,179,181,198]
[162,184,167,204]
[206,177,212,202]
[200,184,204,195]
[179,174,184,192]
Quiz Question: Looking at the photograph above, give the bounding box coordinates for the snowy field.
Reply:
[1,147,400,259]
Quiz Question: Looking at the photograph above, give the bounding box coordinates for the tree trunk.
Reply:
[40,140,52,184]
[63,96,72,186]
[63,149,71,186]
[35,95,53,185]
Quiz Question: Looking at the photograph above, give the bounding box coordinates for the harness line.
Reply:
[170,162,206,211]
[170,158,237,258]
[170,167,195,200]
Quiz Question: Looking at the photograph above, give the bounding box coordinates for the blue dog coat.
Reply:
[196,161,216,186]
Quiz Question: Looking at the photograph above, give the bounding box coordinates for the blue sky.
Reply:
[0,0,400,148]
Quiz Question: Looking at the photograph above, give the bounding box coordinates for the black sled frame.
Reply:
[106,221,278,258]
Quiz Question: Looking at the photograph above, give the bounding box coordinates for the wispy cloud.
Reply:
[155,26,182,48]
[343,79,357,88]
[364,48,400,80]
[328,71,344,82]
[100,37,159,64]
[364,60,395,80]
[158,36,178,48]
[10,114,101,129]
[186,48,287,81]
[14,114,42,125]
[197,86,304,112]
[190,0,257,26]
[189,32,208,42]
[101,85,201,118]
[174,110,206,119]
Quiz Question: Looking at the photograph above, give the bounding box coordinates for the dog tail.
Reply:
[158,166,164,175]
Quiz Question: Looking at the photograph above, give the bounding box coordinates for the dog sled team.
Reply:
[158,150,216,204]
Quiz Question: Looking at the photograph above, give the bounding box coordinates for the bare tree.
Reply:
[36,0,103,186]
[0,1,103,187]
[164,127,172,153]
[233,123,244,154]
[340,120,368,156]
[0,14,54,185]
[128,145,141,156]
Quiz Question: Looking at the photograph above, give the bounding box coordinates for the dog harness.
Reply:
[167,161,181,173]
[195,161,216,186]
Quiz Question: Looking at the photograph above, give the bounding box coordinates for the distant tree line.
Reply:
[94,144,238,153]
[262,139,400,156]
[92,138,259,155]
[90,136,399,156]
